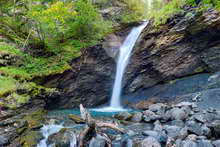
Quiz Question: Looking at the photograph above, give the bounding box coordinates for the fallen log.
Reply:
[78,104,125,147]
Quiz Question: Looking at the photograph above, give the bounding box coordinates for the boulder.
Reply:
[143,110,161,122]
[196,140,213,147]
[0,135,8,146]
[131,112,143,122]
[114,112,132,121]
[210,120,220,137]
[142,130,167,145]
[163,125,182,139]
[181,140,198,147]
[47,128,77,147]
[89,135,107,147]
[169,108,188,120]
[141,137,161,147]
[213,140,220,147]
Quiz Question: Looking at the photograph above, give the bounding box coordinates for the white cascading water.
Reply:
[93,21,149,112]
[37,124,77,147]
[37,124,64,147]
[110,21,149,109]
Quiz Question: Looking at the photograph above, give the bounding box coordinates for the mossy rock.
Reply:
[23,110,46,129]
[20,131,43,147]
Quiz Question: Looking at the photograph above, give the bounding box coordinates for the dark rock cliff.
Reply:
[44,8,220,109]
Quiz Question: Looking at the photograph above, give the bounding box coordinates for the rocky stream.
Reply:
[1,4,220,147]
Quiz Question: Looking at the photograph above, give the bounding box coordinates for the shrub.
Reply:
[28,0,112,54]
[121,0,148,23]
[148,0,185,26]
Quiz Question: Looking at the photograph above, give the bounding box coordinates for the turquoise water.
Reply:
[47,108,136,120]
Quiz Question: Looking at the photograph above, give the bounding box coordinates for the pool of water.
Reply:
[48,107,136,120]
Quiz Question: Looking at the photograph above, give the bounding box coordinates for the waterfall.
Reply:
[110,21,149,109]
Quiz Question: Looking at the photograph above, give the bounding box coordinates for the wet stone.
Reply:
[141,136,161,147]
[194,114,207,123]
[163,125,182,139]
[154,120,163,132]
[212,140,220,147]
[149,103,167,115]
[89,135,107,147]
[181,140,198,147]
[142,130,167,145]
[114,112,132,121]
[170,120,185,127]
[196,140,214,147]
[170,108,188,120]
[209,120,220,137]
[143,110,161,122]
[131,112,143,123]
[186,121,203,136]
[121,135,133,147]
[0,135,8,146]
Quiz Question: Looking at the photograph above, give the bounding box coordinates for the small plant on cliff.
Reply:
[121,0,148,23]
[148,0,185,26]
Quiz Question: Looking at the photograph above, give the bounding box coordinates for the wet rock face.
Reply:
[44,45,116,109]
[124,9,220,94]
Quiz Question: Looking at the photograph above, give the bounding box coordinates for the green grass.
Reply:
[0,76,17,96]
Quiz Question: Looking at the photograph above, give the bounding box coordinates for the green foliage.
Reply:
[148,0,185,26]
[27,0,112,54]
[121,0,148,23]
[69,0,111,42]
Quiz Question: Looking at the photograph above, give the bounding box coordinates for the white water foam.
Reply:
[37,124,64,147]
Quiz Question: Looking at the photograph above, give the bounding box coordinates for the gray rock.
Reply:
[149,103,167,114]
[47,128,77,147]
[187,134,197,141]
[170,120,185,127]
[213,140,220,147]
[201,124,211,137]
[121,135,133,147]
[0,135,8,146]
[141,137,161,147]
[186,121,203,136]
[175,102,197,108]
[196,140,214,147]
[209,120,220,137]
[89,135,107,147]
[181,140,198,147]
[194,114,207,123]
[164,125,182,139]
[154,120,163,132]
[175,139,182,147]
[179,127,189,139]
[170,108,188,120]
[114,112,132,121]
[143,110,161,122]
[142,130,167,144]
[197,136,207,140]
[131,112,143,122]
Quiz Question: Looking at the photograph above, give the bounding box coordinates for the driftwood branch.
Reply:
[96,122,125,133]
[78,104,125,147]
